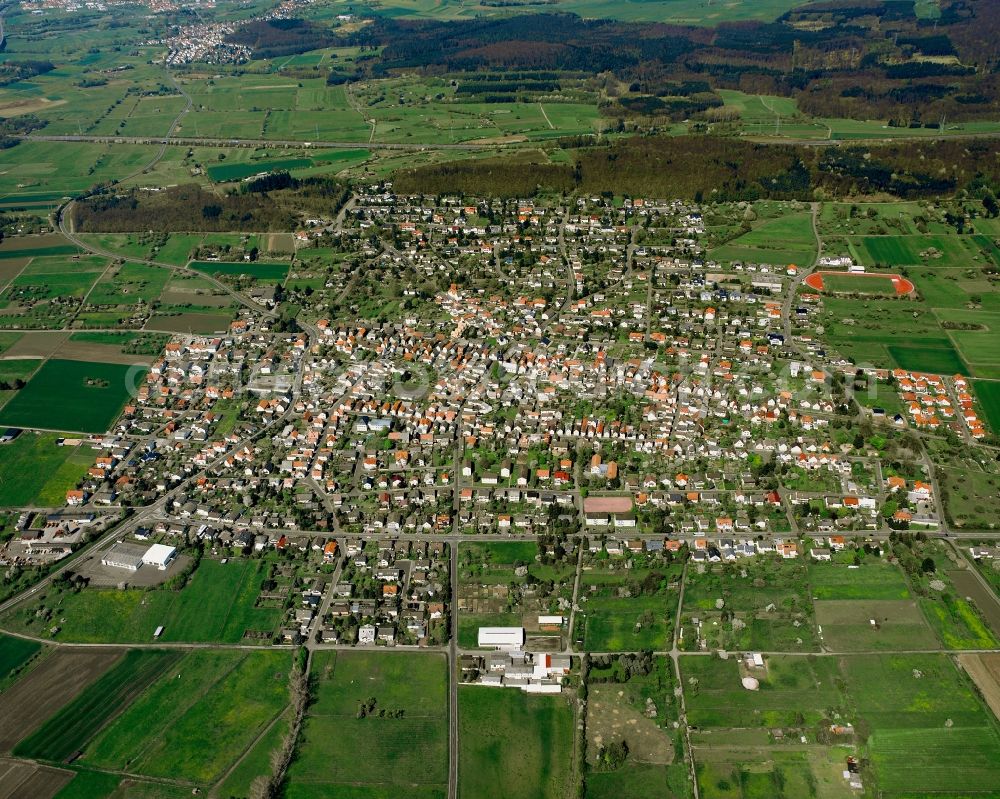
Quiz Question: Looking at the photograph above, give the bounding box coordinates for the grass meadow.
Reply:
[285,650,448,799]
[459,685,575,799]
[2,558,283,643]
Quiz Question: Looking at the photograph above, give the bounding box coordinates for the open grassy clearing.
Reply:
[1,558,283,643]
[459,685,575,799]
[285,650,448,799]
[14,649,183,763]
[83,649,291,785]
[0,432,96,507]
[808,560,911,601]
[680,557,818,652]
[815,599,939,652]
[579,564,681,652]
[0,359,145,433]
[683,654,845,729]
[86,263,171,305]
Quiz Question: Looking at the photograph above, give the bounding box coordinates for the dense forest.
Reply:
[0,59,54,87]
[343,0,1000,124]
[71,177,349,233]
[229,18,336,60]
[392,137,1000,200]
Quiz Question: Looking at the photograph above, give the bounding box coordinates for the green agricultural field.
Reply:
[0,141,158,199]
[0,245,82,260]
[887,343,968,375]
[190,261,289,281]
[459,685,575,799]
[152,234,205,267]
[0,634,42,687]
[285,650,448,799]
[709,212,817,267]
[0,359,146,433]
[808,559,912,601]
[215,709,291,799]
[83,649,292,785]
[846,653,1000,795]
[14,649,182,762]
[819,298,969,375]
[323,0,831,24]
[853,234,976,269]
[207,157,313,182]
[50,771,123,799]
[5,255,107,300]
[587,765,688,799]
[973,380,1000,435]
[1,558,283,643]
[0,432,95,507]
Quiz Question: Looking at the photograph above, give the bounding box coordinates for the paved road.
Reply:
[448,541,459,799]
[28,134,513,152]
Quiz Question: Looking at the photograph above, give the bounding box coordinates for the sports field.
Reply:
[0,359,145,433]
[805,271,913,296]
